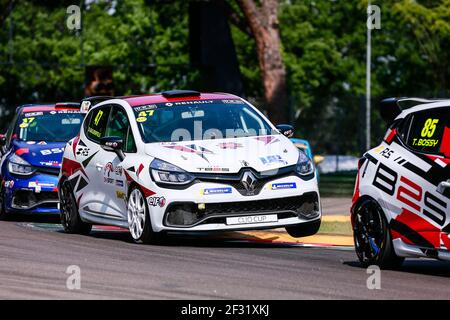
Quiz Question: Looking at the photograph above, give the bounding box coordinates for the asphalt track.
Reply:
[2,212,450,300]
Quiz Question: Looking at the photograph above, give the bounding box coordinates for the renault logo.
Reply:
[241,171,257,194]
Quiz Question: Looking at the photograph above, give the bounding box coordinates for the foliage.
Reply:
[0,0,448,154]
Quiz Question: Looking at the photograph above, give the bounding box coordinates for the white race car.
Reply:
[58,90,321,243]
[352,98,450,268]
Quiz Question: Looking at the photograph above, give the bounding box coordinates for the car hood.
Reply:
[144,135,299,174]
[12,140,66,169]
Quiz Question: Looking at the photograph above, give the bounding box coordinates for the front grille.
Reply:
[164,192,319,228]
[204,193,317,215]
[194,166,298,196]
[34,166,60,176]
[12,189,59,209]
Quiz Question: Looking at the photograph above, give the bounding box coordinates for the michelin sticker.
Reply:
[201,187,232,195]
[270,182,297,190]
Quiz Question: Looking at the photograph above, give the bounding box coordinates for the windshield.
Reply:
[133,99,275,143]
[15,110,84,142]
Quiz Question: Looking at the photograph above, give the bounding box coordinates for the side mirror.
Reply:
[100,136,125,161]
[0,134,6,147]
[276,124,294,138]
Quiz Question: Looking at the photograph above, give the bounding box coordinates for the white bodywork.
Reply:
[60,97,321,233]
[353,100,450,260]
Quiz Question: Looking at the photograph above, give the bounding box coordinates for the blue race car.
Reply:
[0,103,85,219]
[290,138,322,180]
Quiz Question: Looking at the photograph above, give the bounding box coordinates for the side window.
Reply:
[400,107,449,155]
[105,106,136,153]
[86,106,111,143]
[83,110,92,135]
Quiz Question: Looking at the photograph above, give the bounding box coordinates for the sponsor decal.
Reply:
[116,191,126,200]
[87,127,101,138]
[104,177,114,184]
[259,155,288,166]
[115,180,124,187]
[38,141,47,145]
[24,112,43,117]
[28,181,55,193]
[218,142,243,149]
[134,104,157,112]
[4,180,14,188]
[148,196,166,207]
[197,166,230,172]
[201,187,232,195]
[115,166,123,176]
[165,100,214,107]
[104,162,114,177]
[39,161,60,167]
[221,99,245,104]
[80,101,91,113]
[40,148,64,155]
[76,147,90,157]
[26,141,36,145]
[270,182,297,190]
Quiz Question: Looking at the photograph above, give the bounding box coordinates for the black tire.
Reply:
[352,198,404,269]
[127,186,165,244]
[285,218,321,238]
[0,190,8,221]
[59,179,92,235]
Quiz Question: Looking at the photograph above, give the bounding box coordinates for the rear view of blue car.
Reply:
[0,103,84,219]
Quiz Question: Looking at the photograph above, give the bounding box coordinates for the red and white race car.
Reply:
[352,98,450,268]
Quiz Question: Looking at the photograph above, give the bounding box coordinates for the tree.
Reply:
[393,0,450,95]
[222,0,288,124]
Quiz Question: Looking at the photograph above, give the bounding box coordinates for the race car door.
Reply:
[101,104,137,220]
[80,104,117,220]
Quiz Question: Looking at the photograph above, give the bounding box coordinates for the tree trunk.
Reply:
[236,0,288,124]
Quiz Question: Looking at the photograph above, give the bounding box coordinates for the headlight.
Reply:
[8,154,35,176]
[150,158,194,185]
[296,150,314,176]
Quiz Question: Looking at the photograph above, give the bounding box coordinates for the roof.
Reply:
[398,100,450,119]
[20,103,80,113]
[123,92,241,107]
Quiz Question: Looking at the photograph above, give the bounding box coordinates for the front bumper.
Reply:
[148,174,321,232]
[3,173,59,213]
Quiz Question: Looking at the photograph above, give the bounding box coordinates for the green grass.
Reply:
[318,221,353,236]
[319,172,357,197]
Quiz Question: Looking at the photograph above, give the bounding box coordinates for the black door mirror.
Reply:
[275,124,294,138]
[100,136,125,161]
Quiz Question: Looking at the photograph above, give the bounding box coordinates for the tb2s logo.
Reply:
[40,148,64,155]
[373,163,447,226]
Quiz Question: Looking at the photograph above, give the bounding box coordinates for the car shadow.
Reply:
[15,218,324,249]
[88,230,300,248]
[6,213,60,223]
[344,259,450,278]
